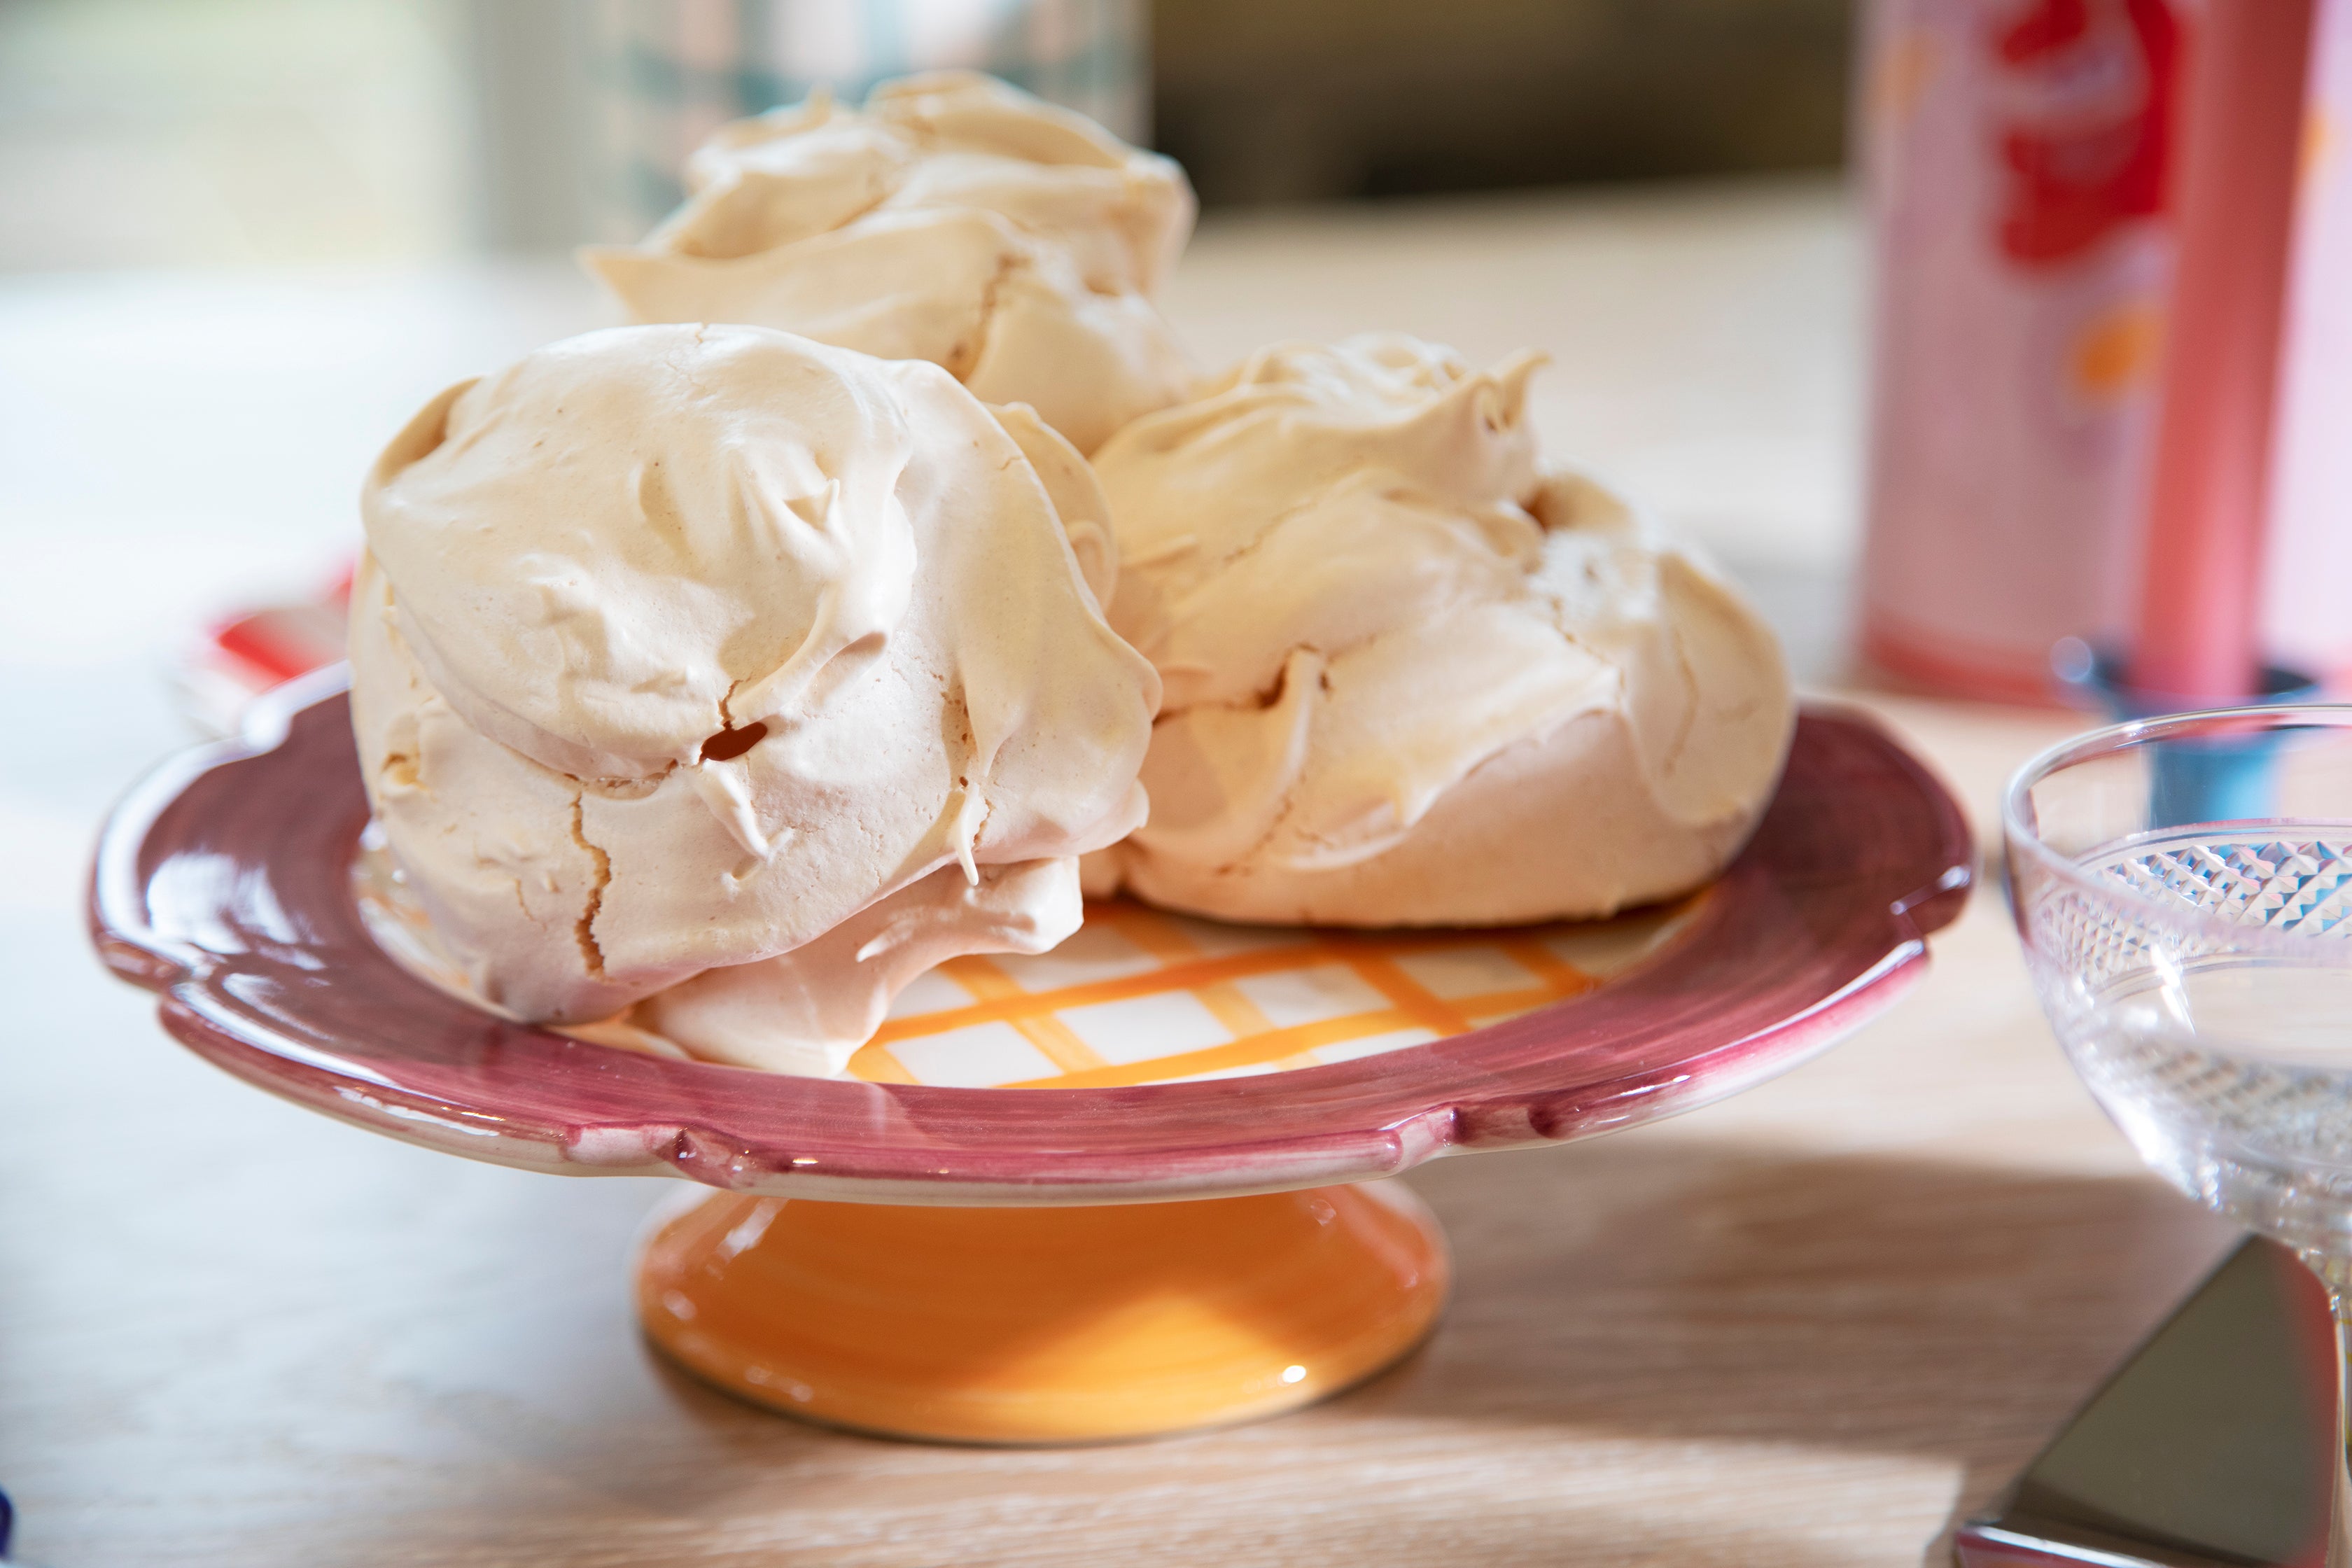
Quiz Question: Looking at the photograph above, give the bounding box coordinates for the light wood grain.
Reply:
[0,186,2220,1568]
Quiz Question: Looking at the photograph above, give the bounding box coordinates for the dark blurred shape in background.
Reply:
[1154,0,1853,206]
[0,0,1856,272]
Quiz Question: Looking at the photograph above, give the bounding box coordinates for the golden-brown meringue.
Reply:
[350,323,1158,1069]
[1085,333,1794,926]
[580,71,1195,454]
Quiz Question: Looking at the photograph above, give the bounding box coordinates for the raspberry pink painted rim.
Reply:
[90,669,1973,1204]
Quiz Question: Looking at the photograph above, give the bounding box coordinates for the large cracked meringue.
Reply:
[580,71,1196,454]
[1084,333,1795,927]
[349,323,1158,1075]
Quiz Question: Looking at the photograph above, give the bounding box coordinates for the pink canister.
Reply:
[1858,0,2352,701]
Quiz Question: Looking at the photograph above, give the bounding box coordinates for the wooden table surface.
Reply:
[0,182,2233,1567]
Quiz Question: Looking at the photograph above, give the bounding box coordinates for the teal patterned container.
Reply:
[585,0,1148,237]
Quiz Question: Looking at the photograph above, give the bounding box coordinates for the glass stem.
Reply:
[2302,1250,2352,1568]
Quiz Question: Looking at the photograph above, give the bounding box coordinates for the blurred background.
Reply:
[0,0,1853,270]
[12,0,2347,708]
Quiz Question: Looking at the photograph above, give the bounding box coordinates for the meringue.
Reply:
[1086,334,1795,927]
[580,71,1196,454]
[349,323,1158,1070]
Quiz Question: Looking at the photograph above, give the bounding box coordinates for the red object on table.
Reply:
[2130,0,2317,701]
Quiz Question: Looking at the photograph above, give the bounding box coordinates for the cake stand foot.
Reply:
[634,1182,1450,1444]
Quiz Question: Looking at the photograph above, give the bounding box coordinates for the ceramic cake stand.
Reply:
[91,669,1971,1444]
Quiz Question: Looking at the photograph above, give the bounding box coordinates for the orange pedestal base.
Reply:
[635,1183,1450,1444]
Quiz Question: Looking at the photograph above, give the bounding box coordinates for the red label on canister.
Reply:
[1859,0,2352,701]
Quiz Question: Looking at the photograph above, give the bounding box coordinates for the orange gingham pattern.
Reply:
[847,896,1704,1089]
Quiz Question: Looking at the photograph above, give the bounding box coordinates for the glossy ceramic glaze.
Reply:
[90,668,1972,1205]
[356,833,1714,1091]
[637,1182,1448,1443]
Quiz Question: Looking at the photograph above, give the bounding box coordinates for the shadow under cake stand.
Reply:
[90,671,1972,1444]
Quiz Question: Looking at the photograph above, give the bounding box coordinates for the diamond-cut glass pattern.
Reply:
[2029,839,2352,1003]
[2101,839,2352,936]
[2007,733,2352,1262]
